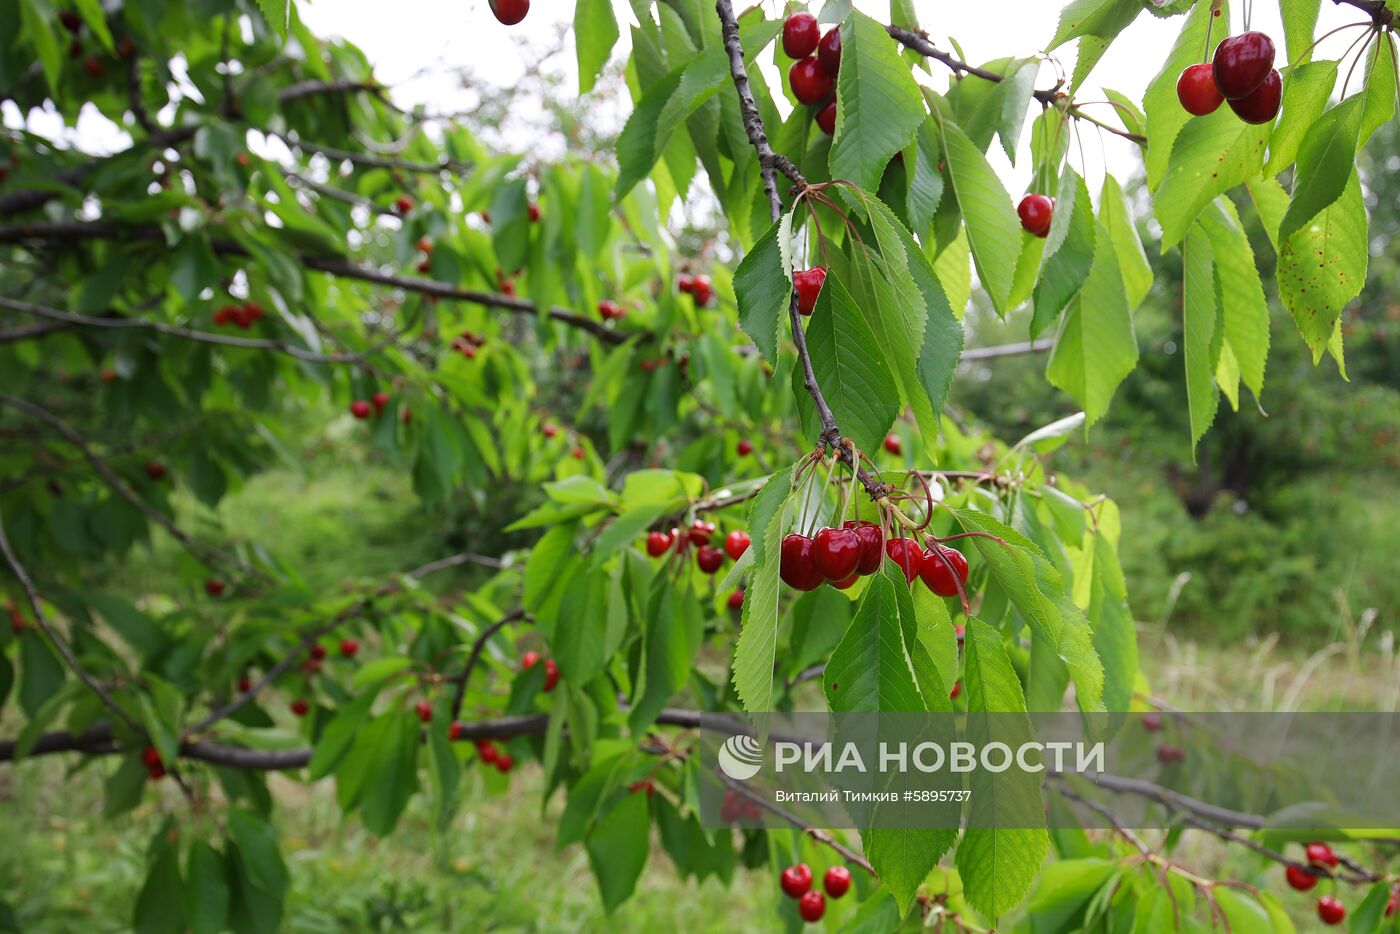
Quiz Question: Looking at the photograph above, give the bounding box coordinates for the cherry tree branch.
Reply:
[448,608,532,722]
[267,130,471,176]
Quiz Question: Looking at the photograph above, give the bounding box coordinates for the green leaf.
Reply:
[730,467,793,716]
[615,67,687,200]
[1199,199,1269,400]
[227,809,288,897]
[801,271,900,453]
[1359,34,1397,145]
[1143,1,1227,189]
[426,721,460,831]
[1214,887,1274,934]
[1031,169,1096,338]
[1045,218,1138,427]
[1154,107,1269,249]
[629,579,701,733]
[575,0,620,95]
[1265,60,1338,177]
[1086,525,1138,715]
[1049,0,1140,49]
[134,828,185,934]
[551,569,610,686]
[1280,0,1322,64]
[251,0,291,36]
[1099,175,1152,309]
[307,690,378,780]
[1182,224,1221,453]
[1278,95,1362,244]
[348,657,413,692]
[1277,171,1368,360]
[357,711,421,836]
[956,620,1049,918]
[823,568,927,713]
[18,629,64,718]
[829,12,926,192]
[1022,858,1119,931]
[941,121,1020,313]
[733,216,793,366]
[585,791,650,912]
[184,841,231,934]
[17,0,62,95]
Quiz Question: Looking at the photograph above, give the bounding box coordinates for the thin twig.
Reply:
[449,609,531,721]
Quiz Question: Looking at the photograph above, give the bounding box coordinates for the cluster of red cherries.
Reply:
[349,390,393,421]
[597,299,627,321]
[646,520,751,581]
[1282,841,1400,925]
[780,521,970,597]
[782,13,842,135]
[212,300,266,330]
[677,272,715,307]
[1177,30,1281,124]
[780,862,852,923]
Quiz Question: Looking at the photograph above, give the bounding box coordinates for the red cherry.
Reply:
[817,28,841,77]
[371,391,390,410]
[400,408,413,424]
[417,236,433,254]
[1285,865,1318,891]
[1142,711,1162,731]
[780,534,824,591]
[628,780,655,796]
[724,530,751,561]
[677,273,695,293]
[147,763,166,780]
[1176,63,1223,116]
[522,650,541,670]
[798,890,826,922]
[812,526,861,581]
[144,461,166,480]
[495,753,514,773]
[780,863,814,899]
[782,12,820,59]
[815,99,837,135]
[1212,31,1275,100]
[60,10,82,31]
[1317,896,1345,926]
[1156,745,1184,764]
[645,531,673,557]
[290,699,310,717]
[824,865,851,898]
[950,681,961,699]
[570,446,586,460]
[690,274,714,307]
[919,546,968,597]
[1305,842,1339,867]
[309,643,327,661]
[883,433,902,455]
[417,259,432,274]
[140,745,163,769]
[242,302,264,322]
[688,520,717,547]
[526,202,541,222]
[1226,69,1281,124]
[100,368,117,383]
[83,57,103,79]
[339,639,359,658]
[793,267,827,316]
[415,700,433,723]
[350,400,372,419]
[696,546,724,575]
[842,521,883,575]
[490,0,529,24]
[598,300,624,320]
[543,658,560,691]
[830,573,859,590]
[885,538,922,582]
[737,438,754,456]
[476,740,499,764]
[449,721,463,740]
[789,58,834,106]
[1018,194,1054,238]
[204,579,225,597]
[237,676,252,693]
[300,657,322,675]
[394,195,414,215]
[542,423,559,438]
[1386,889,1398,917]
[727,589,744,610]
[500,280,516,297]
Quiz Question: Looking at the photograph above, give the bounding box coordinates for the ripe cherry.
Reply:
[883,433,902,455]
[83,57,103,79]
[476,740,499,764]
[780,863,814,899]
[628,780,655,796]
[1018,194,1054,237]
[526,202,541,222]
[789,58,834,106]
[415,700,433,723]
[417,259,432,274]
[309,643,327,661]
[841,520,883,575]
[823,865,851,898]
[60,10,82,31]
[688,520,717,546]
[449,721,464,740]
[727,589,744,610]
[290,699,310,717]
[372,391,390,410]
[1387,889,1398,917]
[690,274,714,307]
[1177,63,1223,116]
[1156,744,1184,765]
[813,526,861,581]
[817,28,841,76]
[1305,842,1339,867]
[242,301,264,324]
[645,531,673,557]
[782,12,820,59]
[350,400,372,419]
[1317,896,1345,926]
[400,408,413,424]
[543,659,560,692]
[417,236,433,254]
[885,538,922,582]
[1226,69,1281,124]
[919,546,969,597]
[204,579,225,597]
[816,100,837,135]
[570,446,585,460]
[490,0,529,25]
[144,461,166,480]
[950,681,961,699]
[598,300,625,320]
[1212,32,1275,100]
[394,195,414,215]
[237,676,252,693]
[724,530,751,561]
[793,267,827,316]
[141,745,163,769]
[677,273,695,294]
[1285,865,1318,891]
[830,573,859,590]
[696,545,724,574]
[798,890,826,922]
[737,438,754,456]
[495,753,514,773]
[1142,711,1162,731]
[339,639,359,658]
[780,533,824,591]
[147,763,166,780]
[522,650,541,670]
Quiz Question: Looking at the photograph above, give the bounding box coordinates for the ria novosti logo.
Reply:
[718,735,764,780]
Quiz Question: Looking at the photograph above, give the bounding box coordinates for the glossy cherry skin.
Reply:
[690,274,714,307]
[1306,842,1339,867]
[816,100,837,135]
[371,391,390,409]
[696,545,724,574]
[780,534,824,591]
[919,546,969,597]
[1177,63,1223,116]
[843,521,884,574]
[543,658,560,691]
[339,639,359,658]
[415,700,433,723]
[727,589,744,609]
[794,267,827,315]
[798,890,827,922]
[521,650,541,670]
[817,28,841,77]
[1212,32,1275,100]
[724,530,751,561]
[350,400,372,419]
[782,12,820,59]
[830,573,859,590]
[789,58,834,106]
[1285,865,1318,891]
[495,753,514,773]
[824,866,851,898]
[598,300,624,320]
[491,0,529,26]
[688,520,717,547]
[1018,194,1054,237]
[1227,68,1281,124]
[780,863,813,898]
[645,531,673,557]
[885,538,922,582]
[1317,896,1345,926]
[677,273,695,294]
[737,438,754,456]
[883,433,902,455]
[812,526,861,581]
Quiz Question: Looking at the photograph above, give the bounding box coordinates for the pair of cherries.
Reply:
[780,863,852,922]
[677,273,714,307]
[779,523,970,596]
[1177,32,1280,124]
[597,299,626,321]
[521,650,560,692]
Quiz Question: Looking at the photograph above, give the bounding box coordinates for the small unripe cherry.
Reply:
[543,658,560,692]
[415,700,433,723]
[823,865,852,898]
[724,530,751,561]
[339,639,359,658]
[780,863,813,899]
[816,100,837,135]
[883,433,902,455]
[793,267,827,316]
[1316,896,1345,926]
[350,400,372,419]
[1018,194,1054,237]
[798,890,826,922]
[782,12,820,59]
